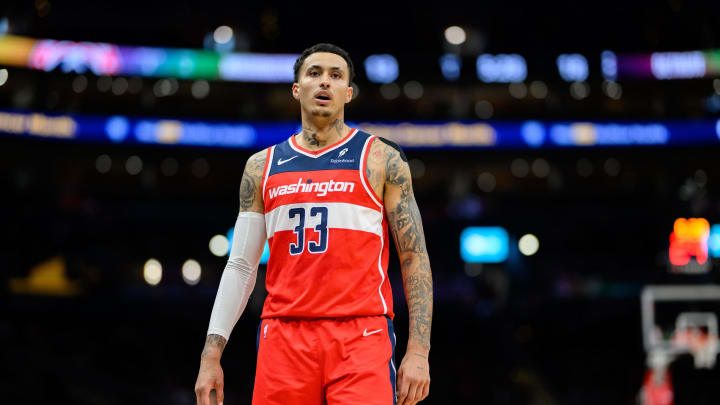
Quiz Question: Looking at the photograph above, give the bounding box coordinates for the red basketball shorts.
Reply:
[252,315,397,405]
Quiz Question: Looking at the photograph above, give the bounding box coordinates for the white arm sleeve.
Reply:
[206,212,266,341]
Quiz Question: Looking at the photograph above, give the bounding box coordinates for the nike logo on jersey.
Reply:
[268,178,355,199]
[363,328,383,336]
[277,156,298,165]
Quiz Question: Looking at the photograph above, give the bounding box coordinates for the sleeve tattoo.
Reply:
[384,146,433,350]
[239,151,267,213]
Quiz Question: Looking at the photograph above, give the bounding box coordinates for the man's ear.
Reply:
[292,82,300,100]
[345,84,353,103]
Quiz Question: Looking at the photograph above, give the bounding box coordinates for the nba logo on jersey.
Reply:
[259,128,394,320]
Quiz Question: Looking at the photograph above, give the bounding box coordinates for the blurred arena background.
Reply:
[2,1,720,404]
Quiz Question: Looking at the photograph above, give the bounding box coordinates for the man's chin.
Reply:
[311,107,333,118]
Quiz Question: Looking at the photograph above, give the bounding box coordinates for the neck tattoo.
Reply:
[302,130,321,147]
[301,119,345,149]
[332,119,344,136]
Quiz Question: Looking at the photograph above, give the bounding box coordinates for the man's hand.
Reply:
[195,334,227,405]
[396,350,430,405]
[195,356,224,405]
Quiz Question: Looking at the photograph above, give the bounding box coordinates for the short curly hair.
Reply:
[293,43,355,84]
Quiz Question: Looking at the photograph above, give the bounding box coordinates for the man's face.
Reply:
[292,52,353,118]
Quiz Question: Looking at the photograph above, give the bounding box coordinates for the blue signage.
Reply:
[460,227,509,263]
[2,109,720,150]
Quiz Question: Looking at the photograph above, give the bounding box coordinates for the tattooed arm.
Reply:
[369,138,432,404]
[195,149,267,405]
[238,149,268,213]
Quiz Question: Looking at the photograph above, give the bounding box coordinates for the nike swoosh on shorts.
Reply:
[363,328,383,336]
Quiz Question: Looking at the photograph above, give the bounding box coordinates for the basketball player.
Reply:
[194,43,433,405]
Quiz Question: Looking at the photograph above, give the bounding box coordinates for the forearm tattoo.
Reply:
[201,334,227,358]
[384,147,433,350]
[402,257,433,350]
[386,160,426,255]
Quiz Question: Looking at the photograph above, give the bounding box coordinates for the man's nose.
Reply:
[320,73,330,87]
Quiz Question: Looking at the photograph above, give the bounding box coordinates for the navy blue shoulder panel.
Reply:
[268,130,374,176]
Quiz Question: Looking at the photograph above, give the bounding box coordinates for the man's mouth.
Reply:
[315,91,332,103]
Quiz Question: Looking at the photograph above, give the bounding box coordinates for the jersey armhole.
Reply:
[360,136,383,208]
[261,146,274,200]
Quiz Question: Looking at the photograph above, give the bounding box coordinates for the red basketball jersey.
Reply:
[260,129,394,319]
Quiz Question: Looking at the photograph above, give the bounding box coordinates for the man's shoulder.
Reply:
[371,136,407,163]
[245,148,269,177]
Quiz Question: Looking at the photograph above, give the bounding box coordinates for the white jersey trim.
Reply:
[264,201,383,239]
[288,128,359,158]
[359,136,383,209]
[262,146,275,198]
[377,211,388,315]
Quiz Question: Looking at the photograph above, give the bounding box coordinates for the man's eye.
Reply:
[332,73,341,79]
[310,71,319,76]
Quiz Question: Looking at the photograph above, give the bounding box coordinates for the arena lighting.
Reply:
[226,227,270,264]
[71,75,87,93]
[602,80,622,100]
[0,69,7,86]
[95,154,111,173]
[133,119,257,147]
[219,54,296,82]
[403,81,423,100]
[601,50,617,80]
[143,259,162,286]
[709,225,720,258]
[531,159,550,178]
[191,80,210,99]
[510,158,529,178]
[476,54,527,83]
[444,26,466,45]
[474,100,493,119]
[520,121,546,147]
[460,227,509,263]
[105,116,130,142]
[569,81,589,100]
[476,172,496,193]
[7,33,720,82]
[209,234,230,257]
[125,155,142,175]
[0,34,298,83]
[518,234,539,256]
[213,26,233,44]
[3,109,720,149]
[364,54,399,84]
[182,259,202,285]
[611,49,720,80]
[668,218,710,267]
[651,51,705,80]
[549,122,669,146]
[529,81,548,99]
[557,53,589,82]
[439,54,461,81]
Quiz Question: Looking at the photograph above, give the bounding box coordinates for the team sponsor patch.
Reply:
[330,158,355,164]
